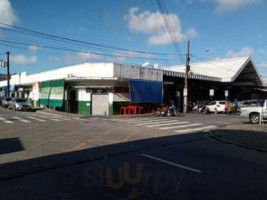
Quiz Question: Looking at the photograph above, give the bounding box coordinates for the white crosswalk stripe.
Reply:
[174,126,217,133]
[159,123,203,130]
[27,116,46,122]
[0,117,14,124]
[102,117,218,134]
[48,118,62,121]
[123,117,158,122]
[12,117,31,123]
[147,121,188,127]
[128,119,171,124]
[35,116,63,121]
[0,115,71,124]
[136,120,180,126]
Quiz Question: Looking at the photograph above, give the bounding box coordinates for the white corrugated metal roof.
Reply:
[162,56,256,82]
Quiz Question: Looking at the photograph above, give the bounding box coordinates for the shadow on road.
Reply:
[0,129,267,200]
[0,138,24,155]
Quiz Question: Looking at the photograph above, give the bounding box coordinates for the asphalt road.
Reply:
[0,108,266,200]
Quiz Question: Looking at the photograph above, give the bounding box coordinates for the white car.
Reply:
[206,101,226,114]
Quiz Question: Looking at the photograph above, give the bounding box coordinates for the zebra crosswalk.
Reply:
[0,115,71,124]
[102,117,217,134]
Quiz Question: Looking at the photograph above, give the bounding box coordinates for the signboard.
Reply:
[209,89,214,96]
[225,90,229,97]
[183,88,188,96]
[40,79,64,107]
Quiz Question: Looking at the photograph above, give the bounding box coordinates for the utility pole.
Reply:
[6,52,10,98]
[183,41,190,114]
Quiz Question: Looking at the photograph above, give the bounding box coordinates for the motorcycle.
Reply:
[156,106,168,117]
[166,106,179,117]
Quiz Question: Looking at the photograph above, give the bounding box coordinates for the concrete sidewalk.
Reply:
[37,109,158,119]
[210,124,267,152]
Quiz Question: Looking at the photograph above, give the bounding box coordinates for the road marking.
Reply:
[137,119,179,126]
[27,116,46,122]
[174,125,217,133]
[147,121,188,127]
[49,118,62,121]
[127,119,170,124]
[12,117,31,123]
[124,117,159,122]
[134,119,174,125]
[159,123,203,130]
[106,119,119,121]
[0,117,14,124]
[141,154,202,173]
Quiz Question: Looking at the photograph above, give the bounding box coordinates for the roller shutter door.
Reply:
[92,94,109,116]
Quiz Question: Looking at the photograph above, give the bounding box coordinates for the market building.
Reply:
[0,56,265,115]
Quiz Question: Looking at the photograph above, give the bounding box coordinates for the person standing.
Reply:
[225,101,228,114]
[234,99,239,114]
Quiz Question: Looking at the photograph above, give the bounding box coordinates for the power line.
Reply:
[155,0,185,63]
[0,22,180,57]
[0,38,179,61]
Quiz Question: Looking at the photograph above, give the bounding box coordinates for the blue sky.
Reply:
[0,0,267,77]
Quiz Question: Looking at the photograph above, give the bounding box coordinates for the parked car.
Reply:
[8,98,32,111]
[1,97,12,108]
[239,99,267,124]
[206,101,226,114]
[238,99,264,108]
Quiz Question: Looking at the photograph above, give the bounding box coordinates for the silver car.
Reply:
[1,97,12,109]
[9,98,32,111]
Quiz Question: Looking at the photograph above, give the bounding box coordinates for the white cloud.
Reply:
[125,7,198,46]
[76,52,102,61]
[29,45,42,53]
[202,0,264,12]
[51,52,102,64]
[0,0,17,26]
[258,62,267,71]
[11,55,37,66]
[110,50,153,63]
[226,47,254,58]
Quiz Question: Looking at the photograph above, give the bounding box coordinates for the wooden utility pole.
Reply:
[6,52,10,98]
[183,41,190,113]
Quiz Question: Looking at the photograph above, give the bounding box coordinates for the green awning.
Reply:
[40,79,65,107]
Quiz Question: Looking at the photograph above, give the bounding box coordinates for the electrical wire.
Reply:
[0,22,181,57]
[0,38,179,61]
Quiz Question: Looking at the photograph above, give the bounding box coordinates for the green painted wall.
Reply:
[78,101,91,115]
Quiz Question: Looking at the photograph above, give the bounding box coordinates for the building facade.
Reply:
[0,57,266,115]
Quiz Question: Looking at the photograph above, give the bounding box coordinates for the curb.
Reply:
[206,131,267,153]
[36,110,81,119]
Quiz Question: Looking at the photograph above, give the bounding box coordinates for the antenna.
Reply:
[142,62,149,68]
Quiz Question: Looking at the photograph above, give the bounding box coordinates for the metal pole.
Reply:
[183,41,190,114]
[6,52,10,98]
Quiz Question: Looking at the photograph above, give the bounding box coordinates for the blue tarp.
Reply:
[129,80,163,103]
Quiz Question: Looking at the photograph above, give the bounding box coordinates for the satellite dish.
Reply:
[142,62,149,68]
[153,63,159,69]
